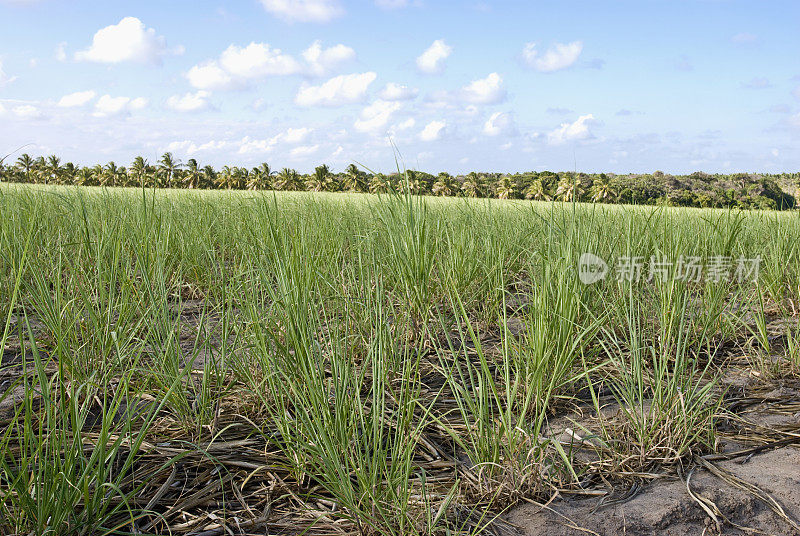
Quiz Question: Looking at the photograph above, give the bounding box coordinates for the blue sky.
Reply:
[0,0,798,174]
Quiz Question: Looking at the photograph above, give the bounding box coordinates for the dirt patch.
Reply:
[507,445,800,535]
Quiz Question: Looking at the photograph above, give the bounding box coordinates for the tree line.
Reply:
[1,152,796,210]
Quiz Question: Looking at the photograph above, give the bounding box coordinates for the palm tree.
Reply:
[495,176,516,199]
[15,153,35,183]
[524,178,551,201]
[343,163,366,192]
[33,156,46,183]
[307,164,334,192]
[234,167,249,189]
[45,155,62,184]
[61,162,77,185]
[130,156,149,187]
[369,173,389,194]
[157,152,180,188]
[274,168,301,191]
[555,175,582,202]
[247,163,273,190]
[101,161,122,187]
[201,165,216,188]
[590,175,615,202]
[75,167,96,186]
[432,172,458,196]
[183,159,202,189]
[215,165,235,189]
[460,172,483,198]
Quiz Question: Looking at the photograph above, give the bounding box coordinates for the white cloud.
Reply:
[302,40,355,76]
[522,41,583,72]
[419,120,446,141]
[283,127,312,143]
[259,0,343,22]
[13,104,42,119]
[0,59,18,87]
[238,136,278,154]
[166,90,212,112]
[416,39,452,74]
[378,82,418,101]
[295,72,376,106]
[375,0,409,7]
[290,144,320,157]
[54,42,67,62]
[394,118,415,130]
[93,94,148,116]
[459,72,506,104]
[237,127,313,155]
[75,17,169,64]
[58,90,97,107]
[187,41,354,90]
[187,61,235,91]
[354,99,401,132]
[219,42,301,79]
[166,139,229,155]
[483,111,516,136]
[547,114,596,144]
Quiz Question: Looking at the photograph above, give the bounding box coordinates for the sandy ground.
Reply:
[507,412,800,535]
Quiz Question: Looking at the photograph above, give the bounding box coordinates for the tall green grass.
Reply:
[1,183,798,534]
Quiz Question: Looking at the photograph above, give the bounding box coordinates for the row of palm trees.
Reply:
[0,153,622,202]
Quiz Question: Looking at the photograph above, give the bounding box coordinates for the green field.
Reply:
[1,183,799,534]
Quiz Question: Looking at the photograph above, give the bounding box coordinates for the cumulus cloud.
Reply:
[458,72,506,104]
[522,41,582,72]
[416,39,452,74]
[547,114,596,144]
[283,127,313,143]
[295,72,376,106]
[187,41,354,90]
[186,62,234,91]
[75,17,169,64]
[483,111,516,136]
[166,139,229,155]
[0,59,18,87]
[259,0,343,22]
[302,40,356,76]
[93,94,148,116]
[167,90,212,112]
[237,127,313,155]
[218,42,301,80]
[12,104,42,119]
[396,118,415,129]
[419,120,446,141]
[58,90,97,107]
[429,73,506,106]
[378,82,418,101]
[354,99,402,132]
[290,144,320,157]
